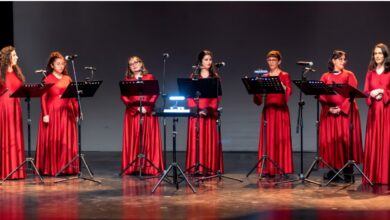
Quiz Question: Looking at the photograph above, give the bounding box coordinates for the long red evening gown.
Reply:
[185,75,224,175]
[35,74,79,176]
[253,72,294,175]
[0,71,26,179]
[363,70,390,184]
[319,70,363,169]
[121,73,163,175]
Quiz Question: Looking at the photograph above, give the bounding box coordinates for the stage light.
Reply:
[169,96,185,101]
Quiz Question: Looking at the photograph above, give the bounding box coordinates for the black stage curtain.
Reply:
[0,2,14,48]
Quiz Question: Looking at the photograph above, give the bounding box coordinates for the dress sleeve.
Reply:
[283,73,292,101]
[253,94,262,105]
[143,74,159,113]
[363,71,372,106]
[41,78,49,116]
[384,86,390,104]
[339,72,358,115]
[319,73,328,105]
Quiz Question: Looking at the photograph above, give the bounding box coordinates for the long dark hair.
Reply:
[125,56,148,78]
[195,49,217,78]
[328,50,347,71]
[0,46,25,83]
[368,43,390,73]
[46,51,69,75]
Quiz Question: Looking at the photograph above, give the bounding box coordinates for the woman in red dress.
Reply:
[121,56,163,175]
[35,52,80,176]
[185,49,223,175]
[363,43,390,184]
[319,50,363,181]
[253,50,293,176]
[0,46,26,180]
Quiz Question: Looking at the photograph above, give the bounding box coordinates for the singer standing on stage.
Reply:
[186,49,224,175]
[121,56,163,175]
[319,50,363,181]
[35,52,79,176]
[0,46,26,180]
[363,43,390,184]
[253,50,293,176]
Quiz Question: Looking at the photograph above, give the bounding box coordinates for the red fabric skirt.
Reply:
[0,97,26,179]
[319,104,363,169]
[35,107,79,176]
[257,105,294,175]
[363,100,390,184]
[186,116,224,174]
[121,111,163,175]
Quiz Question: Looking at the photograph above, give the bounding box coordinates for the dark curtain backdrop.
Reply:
[0,2,13,48]
[12,2,390,151]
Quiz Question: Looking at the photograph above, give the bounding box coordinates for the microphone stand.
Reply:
[55,58,101,184]
[185,65,215,176]
[275,66,320,186]
[197,66,243,183]
[161,55,168,169]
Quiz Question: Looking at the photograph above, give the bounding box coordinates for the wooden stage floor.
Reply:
[1,152,390,220]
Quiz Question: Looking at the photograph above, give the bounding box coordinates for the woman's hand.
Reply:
[43,115,49,123]
[281,81,287,91]
[198,109,208,116]
[138,107,147,114]
[329,106,341,115]
[370,88,384,99]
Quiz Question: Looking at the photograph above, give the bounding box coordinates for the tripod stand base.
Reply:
[305,156,345,183]
[152,162,196,193]
[246,155,288,180]
[185,163,216,177]
[1,157,44,184]
[325,160,373,186]
[54,174,102,184]
[274,173,322,186]
[54,153,101,184]
[197,170,243,183]
[119,153,162,178]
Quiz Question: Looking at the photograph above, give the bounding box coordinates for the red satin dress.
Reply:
[319,70,363,169]
[253,72,294,175]
[0,71,26,179]
[363,70,390,184]
[35,74,79,176]
[121,73,163,175]
[185,75,224,174]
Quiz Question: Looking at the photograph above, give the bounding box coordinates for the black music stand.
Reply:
[119,80,163,177]
[278,80,342,186]
[152,111,196,193]
[55,80,102,184]
[325,84,373,186]
[178,78,222,176]
[242,76,288,180]
[2,83,53,184]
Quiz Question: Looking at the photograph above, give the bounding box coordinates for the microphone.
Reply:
[254,69,268,75]
[305,66,316,72]
[163,53,170,59]
[35,69,47,74]
[84,66,97,71]
[65,54,78,60]
[192,64,201,69]
[296,61,313,66]
[214,62,226,68]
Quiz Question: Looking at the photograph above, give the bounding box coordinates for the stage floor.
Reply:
[1,152,390,220]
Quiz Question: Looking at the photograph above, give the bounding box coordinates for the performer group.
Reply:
[0,43,389,185]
